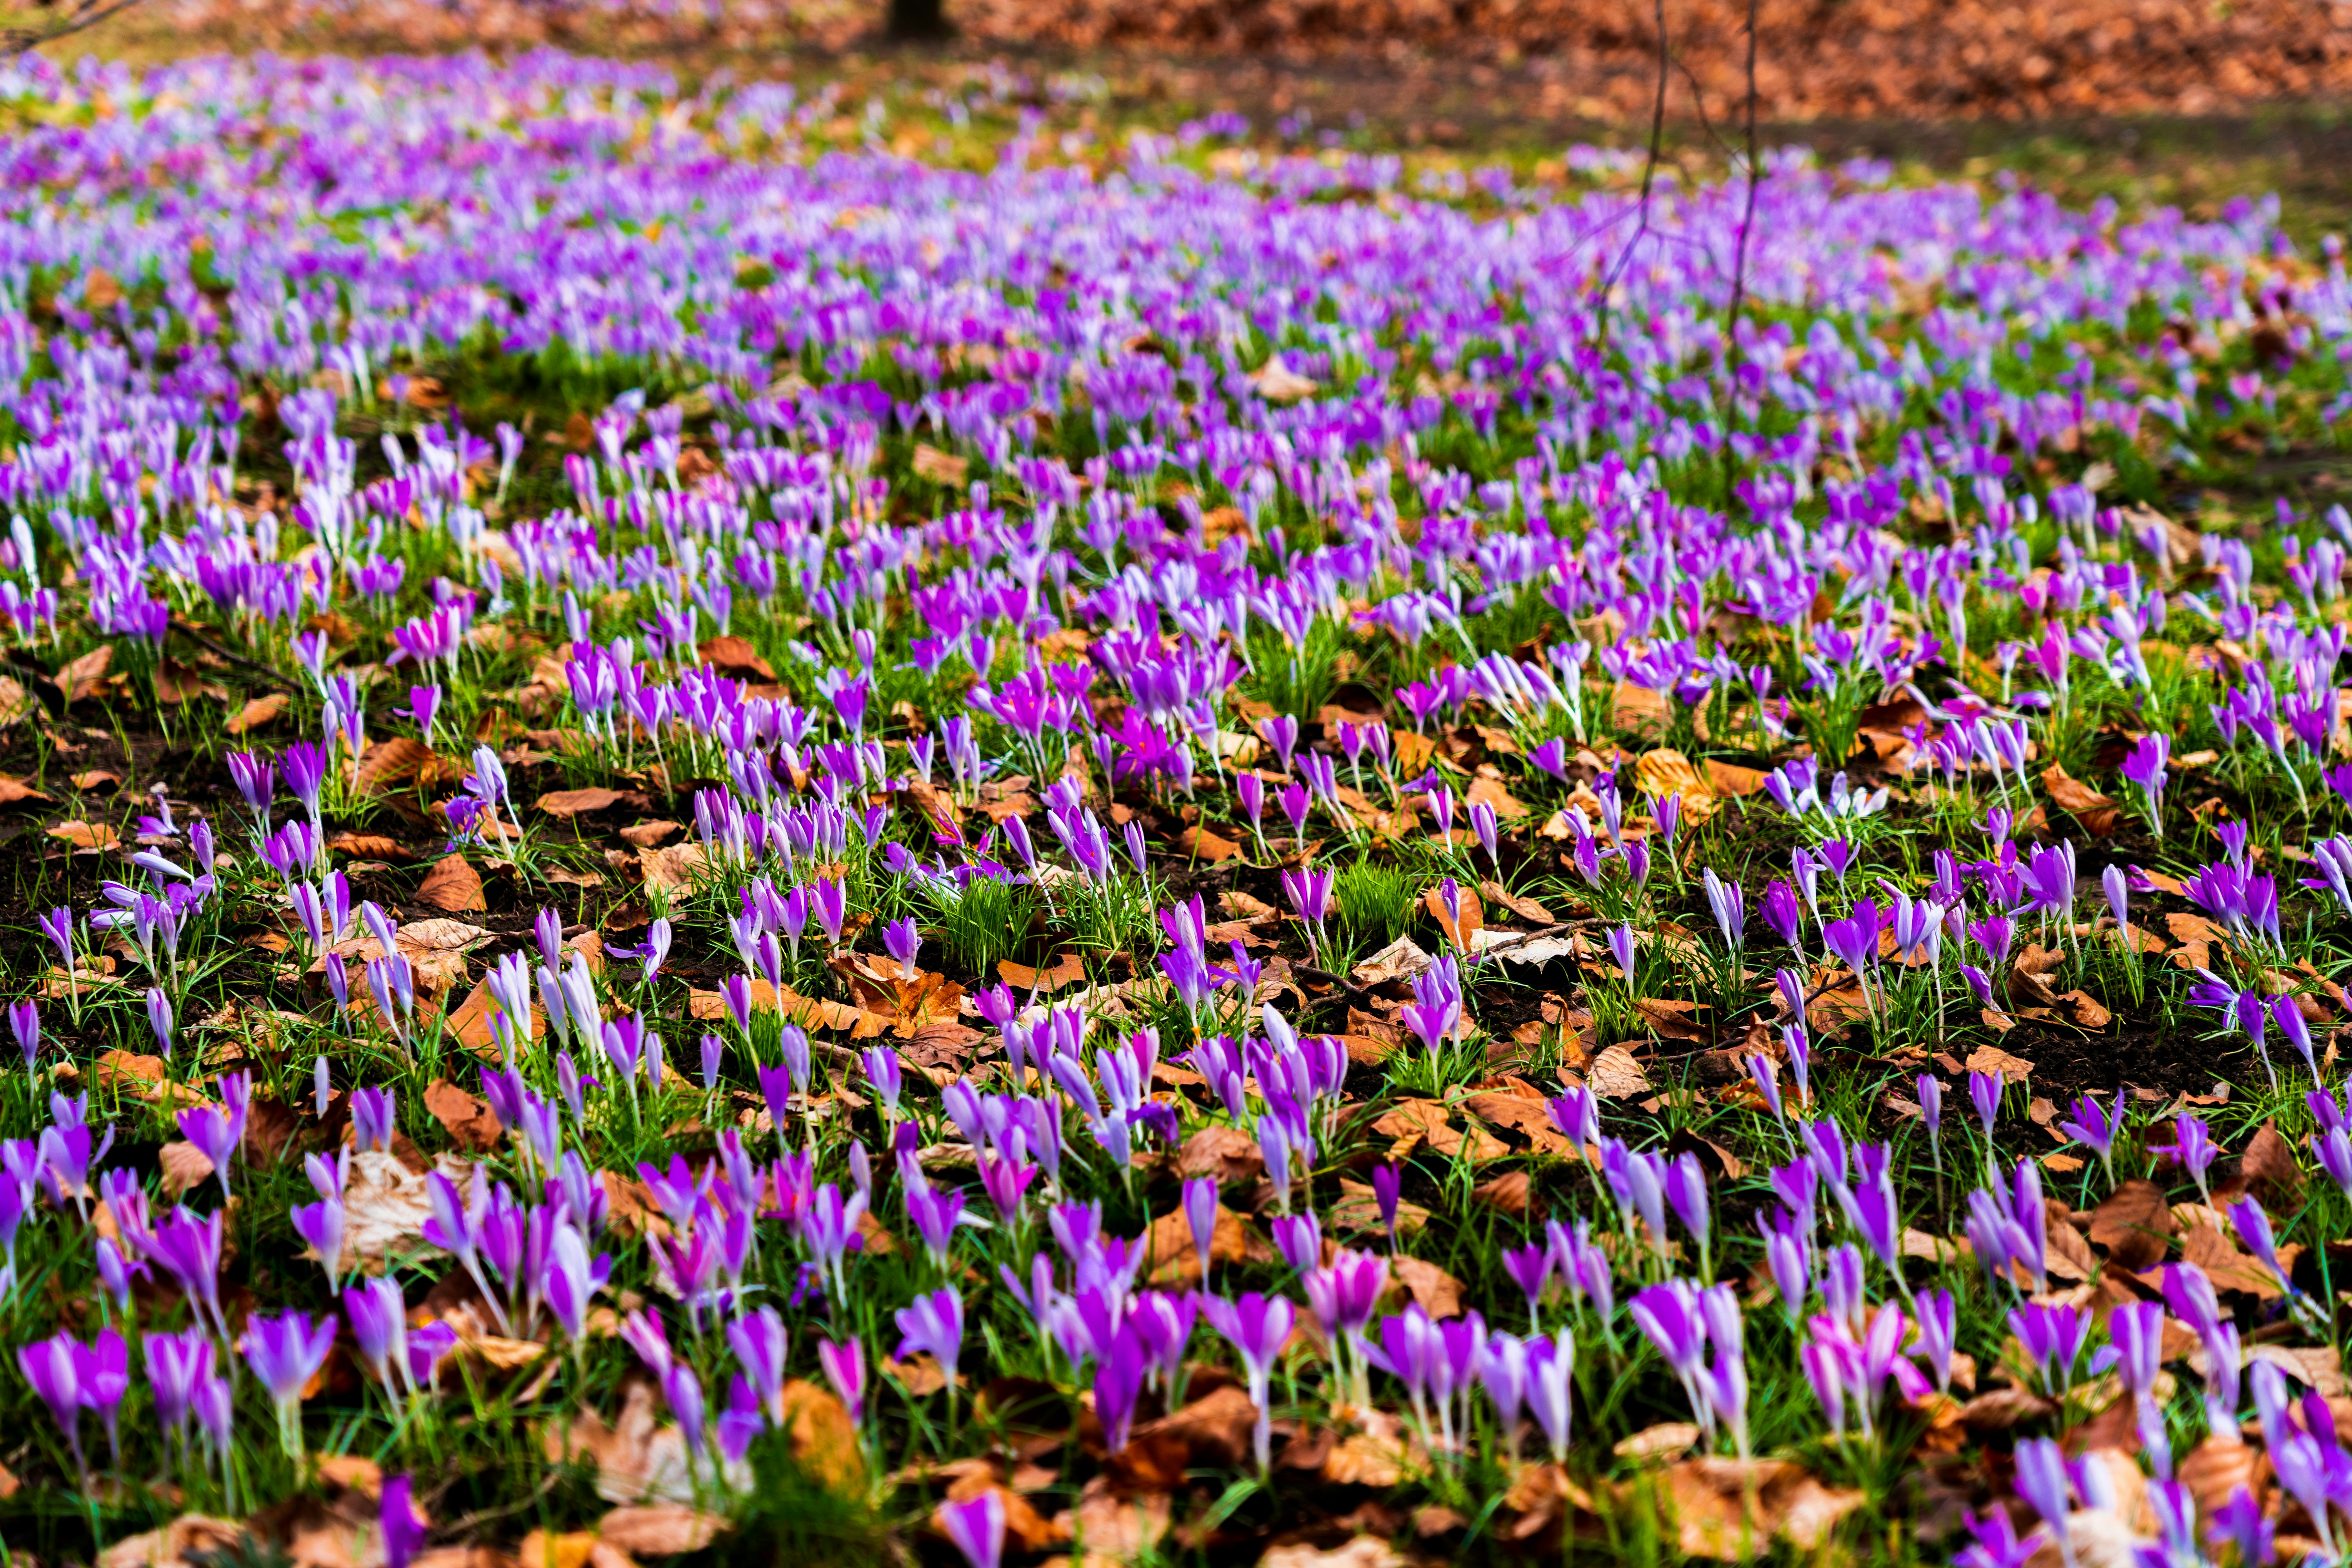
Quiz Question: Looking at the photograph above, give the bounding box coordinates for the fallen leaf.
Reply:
[1392,1255,1465,1318]
[445,976,544,1056]
[70,769,120,792]
[1422,881,1485,950]
[1261,1538,1405,1568]
[1587,1044,1651,1098]
[1176,823,1243,862]
[0,773,48,805]
[997,952,1088,993]
[637,842,710,893]
[1635,748,1715,819]
[1481,881,1553,924]
[48,820,118,851]
[553,1381,704,1504]
[98,1515,246,1568]
[911,442,970,485]
[1964,1044,2034,1083]
[58,644,113,704]
[316,1454,382,1496]
[695,635,779,682]
[1176,1126,1267,1185]
[354,738,437,796]
[2246,1343,2347,1399]
[619,820,681,848]
[319,918,490,996]
[1662,1457,1866,1557]
[2042,763,2123,837]
[539,788,624,818]
[2239,1120,2303,1210]
[2087,1180,2176,1272]
[416,855,487,914]
[1614,1422,1702,1462]
[337,1150,442,1270]
[597,1504,729,1556]
[328,831,417,863]
[1471,1171,1532,1215]
[225,692,290,735]
[1351,936,1435,985]
[159,1140,216,1199]
[424,1079,502,1152]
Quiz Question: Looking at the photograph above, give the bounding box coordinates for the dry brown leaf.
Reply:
[336,1150,441,1270]
[1615,1422,1703,1462]
[225,692,290,735]
[2041,763,2123,837]
[159,1140,216,1199]
[2176,1436,2259,1525]
[1351,935,1436,985]
[1587,1044,1651,1098]
[1176,1125,1268,1185]
[539,787,624,818]
[1143,1202,1274,1287]
[1392,1255,1465,1318]
[619,820,681,848]
[777,1380,866,1493]
[424,1079,502,1152]
[2087,1179,2176,1272]
[911,441,970,484]
[1422,881,1484,950]
[1472,1171,1533,1215]
[695,635,779,682]
[513,1530,604,1568]
[445,975,543,1055]
[1635,747,1716,819]
[637,842,709,893]
[1263,1539,1406,1568]
[327,831,416,863]
[1330,1178,1430,1238]
[1319,1410,1413,1488]
[318,918,488,996]
[552,1381,697,1505]
[70,769,119,792]
[2239,1120,2303,1210]
[1459,1090,1575,1154]
[1465,772,1529,821]
[98,1515,246,1568]
[1964,1044,2034,1083]
[0,773,47,805]
[1176,823,1243,862]
[596,1504,728,1556]
[58,644,114,704]
[354,737,437,796]
[48,819,118,851]
[1662,1457,1866,1558]
[316,1455,383,1497]
[996,951,1088,993]
[416,854,487,914]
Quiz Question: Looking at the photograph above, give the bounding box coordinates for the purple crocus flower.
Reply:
[894,1286,965,1403]
[939,1488,1007,1568]
[2056,1091,2123,1184]
[1200,1290,1295,1472]
[243,1310,337,1457]
[382,1474,429,1568]
[818,1335,866,1423]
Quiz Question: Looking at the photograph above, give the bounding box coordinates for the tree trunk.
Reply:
[886,0,948,39]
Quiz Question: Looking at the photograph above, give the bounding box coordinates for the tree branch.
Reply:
[2,0,146,54]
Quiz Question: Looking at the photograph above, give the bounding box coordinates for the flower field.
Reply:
[1,42,2352,1568]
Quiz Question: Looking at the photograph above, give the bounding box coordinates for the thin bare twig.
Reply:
[1593,0,1672,357]
[2,0,146,55]
[1724,0,1762,352]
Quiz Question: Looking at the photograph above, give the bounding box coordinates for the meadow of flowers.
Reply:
[0,41,2350,1568]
